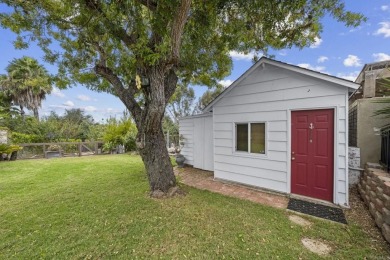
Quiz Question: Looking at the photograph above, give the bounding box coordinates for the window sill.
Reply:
[233,151,268,159]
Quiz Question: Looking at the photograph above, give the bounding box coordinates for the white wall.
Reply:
[179,114,214,171]
[179,118,194,165]
[213,64,349,206]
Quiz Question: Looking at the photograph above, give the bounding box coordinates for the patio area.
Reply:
[174,166,289,209]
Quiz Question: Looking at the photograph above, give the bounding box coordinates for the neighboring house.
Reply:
[349,60,390,167]
[179,57,358,207]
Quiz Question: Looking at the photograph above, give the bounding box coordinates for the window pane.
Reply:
[236,124,248,152]
[251,123,265,154]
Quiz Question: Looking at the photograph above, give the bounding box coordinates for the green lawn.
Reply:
[0,155,387,259]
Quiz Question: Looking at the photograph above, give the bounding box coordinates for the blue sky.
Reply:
[1,1,390,121]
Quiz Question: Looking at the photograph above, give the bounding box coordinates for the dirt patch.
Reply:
[301,238,332,256]
[345,187,390,253]
[289,215,312,227]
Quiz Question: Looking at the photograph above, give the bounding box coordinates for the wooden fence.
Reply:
[17,141,106,160]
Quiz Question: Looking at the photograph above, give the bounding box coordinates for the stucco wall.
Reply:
[0,129,8,144]
[354,98,390,167]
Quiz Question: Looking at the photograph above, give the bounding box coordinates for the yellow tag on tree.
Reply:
[136,74,141,90]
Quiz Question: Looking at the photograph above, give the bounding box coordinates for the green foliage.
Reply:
[163,115,179,146]
[167,83,195,122]
[102,141,116,153]
[0,89,17,124]
[7,115,45,137]
[103,117,137,151]
[4,109,102,144]
[0,56,52,119]
[0,143,22,154]
[194,85,224,113]
[0,0,365,109]
[11,132,42,144]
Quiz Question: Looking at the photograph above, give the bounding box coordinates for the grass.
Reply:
[0,154,388,259]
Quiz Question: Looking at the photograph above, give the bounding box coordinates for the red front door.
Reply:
[291,109,334,202]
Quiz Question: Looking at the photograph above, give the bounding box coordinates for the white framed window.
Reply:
[235,122,266,154]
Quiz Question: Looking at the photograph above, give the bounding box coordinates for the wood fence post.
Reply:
[78,143,82,157]
[43,144,46,158]
[94,142,98,155]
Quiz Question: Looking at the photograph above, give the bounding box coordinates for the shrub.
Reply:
[11,132,43,144]
[103,118,137,152]
[0,143,23,161]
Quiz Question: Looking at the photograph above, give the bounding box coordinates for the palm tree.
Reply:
[0,57,52,121]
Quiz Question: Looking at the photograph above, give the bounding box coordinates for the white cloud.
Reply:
[373,53,390,62]
[337,71,360,81]
[309,37,322,48]
[229,51,258,61]
[375,22,390,38]
[52,87,65,98]
[218,79,233,87]
[349,26,362,33]
[297,63,326,73]
[278,50,287,56]
[49,105,68,110]
[381,5,389,11]
[343,55,362,67]
[63,100,74,107]
[83,106,97,112]
[104,108,122,115]
[317,56,329,63]
[77,94,91,101]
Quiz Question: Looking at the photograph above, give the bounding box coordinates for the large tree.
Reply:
[167,83,195,122]
[0,0,364,196]
[0,56,52,120]
[193,85,224,114]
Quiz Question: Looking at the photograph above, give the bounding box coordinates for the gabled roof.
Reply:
[203,57,359,112]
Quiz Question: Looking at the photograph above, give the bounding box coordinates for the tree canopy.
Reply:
[0,0,366,194]
[0,56,52,120]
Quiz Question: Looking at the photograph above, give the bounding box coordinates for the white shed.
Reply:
[179,57,358,207]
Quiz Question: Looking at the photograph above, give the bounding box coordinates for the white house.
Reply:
[179,57,359,207]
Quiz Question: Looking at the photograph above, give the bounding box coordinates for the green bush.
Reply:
[11,132,43,144]
[103,118,137,152]
[0,143,22,154]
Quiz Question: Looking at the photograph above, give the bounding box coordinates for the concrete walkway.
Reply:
[174,167,288,209]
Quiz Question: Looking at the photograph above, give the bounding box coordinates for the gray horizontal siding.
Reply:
[215,170,287,193]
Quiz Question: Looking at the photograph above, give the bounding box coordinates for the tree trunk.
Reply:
[20,105,25,119]
[138,127,176,193]
[134,67,178,195]
[94,58,179,196]
[33,108,39,121]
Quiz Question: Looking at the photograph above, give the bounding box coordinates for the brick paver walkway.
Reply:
[174,167,288,209]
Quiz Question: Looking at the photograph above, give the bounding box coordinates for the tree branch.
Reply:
[91,42,143,124]
[164,69,178,105]
[170,0,191,65]
[83,0,137,46]
[94,63,143,124]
